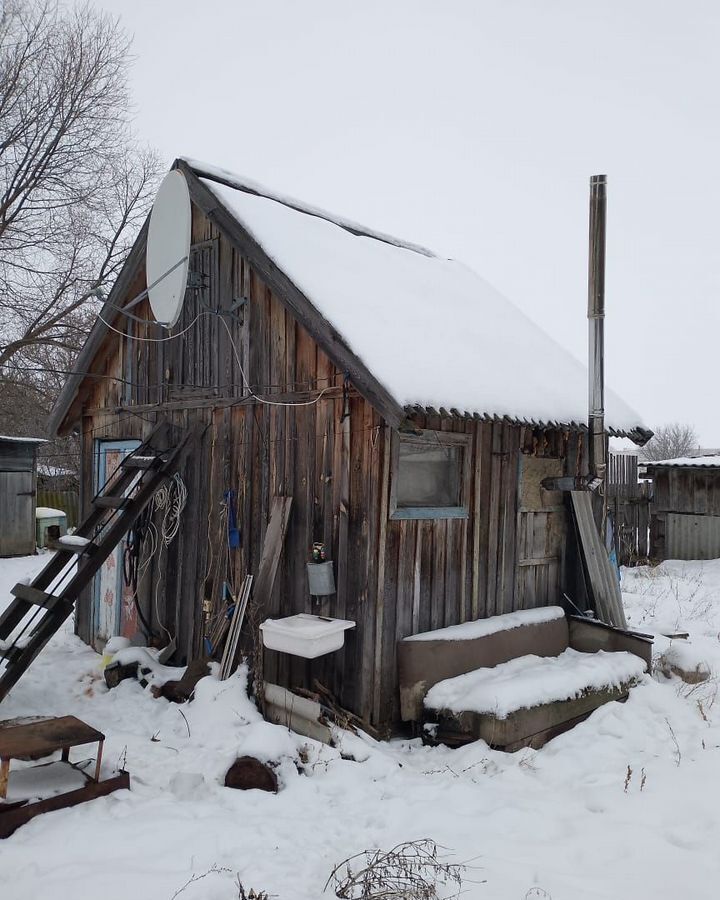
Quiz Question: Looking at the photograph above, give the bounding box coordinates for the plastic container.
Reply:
[101,636,131,669]
[260,613,355,659]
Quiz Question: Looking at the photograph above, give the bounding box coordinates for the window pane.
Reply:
[397,441,461,507]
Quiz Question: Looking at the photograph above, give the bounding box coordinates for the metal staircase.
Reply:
[0,423,190,703]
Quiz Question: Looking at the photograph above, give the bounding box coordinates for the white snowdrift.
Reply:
[658,639,712,681]
[110,646,188,687]
[424,648,647,717]
[3,553,720,900]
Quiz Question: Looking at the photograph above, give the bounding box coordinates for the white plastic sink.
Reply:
[260,613,356,659]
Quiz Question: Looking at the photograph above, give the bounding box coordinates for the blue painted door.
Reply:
[92,438,141,648]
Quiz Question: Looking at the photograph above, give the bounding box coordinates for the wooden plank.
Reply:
[379,520,400,727]
[477,423,493,618]
[459,419,472,622]
[0,716,103,758]
[10,585,62,611]
[570,491,626,627]
[371,426,392,727]
[253,497,293,614]
[430,520,446,631]
[411,522,422,632]
[335,415,351,625]
[418,520,433,634]
[498,424,519,614]
[0,771,130,840]
[485,423,503,615]
[181,424,205,660]
[396,523,414,640]
[470,423,483,619]
[339,398,366,710]
[348,405,376,720]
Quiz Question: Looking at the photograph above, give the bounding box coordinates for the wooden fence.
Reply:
[36,490,79,528]
[607,453,652,565]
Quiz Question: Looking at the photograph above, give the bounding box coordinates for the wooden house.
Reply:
[48,159,649,731]
[0,435,45,557]
[646,456,720,560]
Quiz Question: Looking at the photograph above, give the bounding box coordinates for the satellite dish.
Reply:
[146,170,192,328]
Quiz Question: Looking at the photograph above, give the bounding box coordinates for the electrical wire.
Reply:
[148,473,187,641]
[2,361,344,394]
[218,316,334,408]
[153,473,187,544]
[96,311,206,342]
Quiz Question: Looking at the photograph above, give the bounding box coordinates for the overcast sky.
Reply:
[99,0,720,445]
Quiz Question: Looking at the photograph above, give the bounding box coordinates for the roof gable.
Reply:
[190,161,647,438]
[49,158,650,442]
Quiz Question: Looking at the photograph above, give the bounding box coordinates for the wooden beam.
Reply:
[109,386,349,416]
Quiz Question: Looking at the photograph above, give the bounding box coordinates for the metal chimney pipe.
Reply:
[588,174,607,491]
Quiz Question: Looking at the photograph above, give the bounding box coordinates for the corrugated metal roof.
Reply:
[647,455,720,469]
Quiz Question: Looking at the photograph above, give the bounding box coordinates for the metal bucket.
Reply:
[306,560,336,596]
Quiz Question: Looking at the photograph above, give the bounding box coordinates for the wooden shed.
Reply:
[647,456,720,560]
[0,436,45,557]
[47,159,649,731]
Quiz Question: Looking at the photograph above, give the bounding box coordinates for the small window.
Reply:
[390,430,470,519]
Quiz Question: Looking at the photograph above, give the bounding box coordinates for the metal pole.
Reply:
[588,174,607,497]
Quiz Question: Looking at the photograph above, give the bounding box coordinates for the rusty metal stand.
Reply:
[0,716,128,838]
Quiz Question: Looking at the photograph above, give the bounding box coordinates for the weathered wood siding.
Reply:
[0,471,36,557]
[0,440,38,558]
[76,200,588,730]
[650,467,720,560]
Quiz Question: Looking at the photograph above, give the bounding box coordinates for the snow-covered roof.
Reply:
[37,463,75,477]
[47,158,650,440]
[647,455,720,469]
[190,160,647,437]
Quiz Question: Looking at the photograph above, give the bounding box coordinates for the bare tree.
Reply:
[641,423,699,462]
[0,0,161,380]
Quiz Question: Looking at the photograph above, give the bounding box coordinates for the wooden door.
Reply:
[515,455,567,609]
[91,439,141,647]
[0,471,35,557]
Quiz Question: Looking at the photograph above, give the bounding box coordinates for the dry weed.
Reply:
[325,839,470,899]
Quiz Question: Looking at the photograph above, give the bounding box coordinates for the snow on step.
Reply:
[56,534,91,547]
[404,605,565,643]
[424,648,647,719]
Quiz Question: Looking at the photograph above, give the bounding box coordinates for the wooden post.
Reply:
[94,740,104,782]
[588,175,608,526]
[0,757,10,799]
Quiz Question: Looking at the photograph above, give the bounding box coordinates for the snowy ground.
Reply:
[1,553,720,900]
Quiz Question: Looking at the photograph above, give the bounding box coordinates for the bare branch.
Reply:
[0,1,161,389]
[641,423,700,462]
